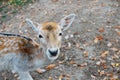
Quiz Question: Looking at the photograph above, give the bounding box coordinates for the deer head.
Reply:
[26,14,75,60]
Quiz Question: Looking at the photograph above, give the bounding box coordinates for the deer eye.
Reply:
[39,34,43,38]
[59,33,62,36]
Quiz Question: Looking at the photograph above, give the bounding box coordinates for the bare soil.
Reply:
[0,0,120,80]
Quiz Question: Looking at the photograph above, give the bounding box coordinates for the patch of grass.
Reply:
[0,0,34,24]
[8,0,33,7]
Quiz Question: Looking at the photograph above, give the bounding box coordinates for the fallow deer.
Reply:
[0,14,75,80]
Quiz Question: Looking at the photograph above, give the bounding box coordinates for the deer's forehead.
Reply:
[41,22,60,31]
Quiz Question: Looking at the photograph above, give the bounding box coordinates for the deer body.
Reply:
[0,14,75,80]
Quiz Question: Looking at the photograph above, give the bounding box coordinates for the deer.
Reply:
[0,14,75,80]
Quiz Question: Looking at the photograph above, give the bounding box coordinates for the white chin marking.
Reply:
[49,54,58,60]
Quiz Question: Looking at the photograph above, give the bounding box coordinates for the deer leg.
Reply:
[18,72,33,80]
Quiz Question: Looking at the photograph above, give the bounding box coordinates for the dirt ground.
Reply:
[0,0,120,80]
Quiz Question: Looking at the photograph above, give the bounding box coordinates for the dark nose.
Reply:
[49,49,58,56]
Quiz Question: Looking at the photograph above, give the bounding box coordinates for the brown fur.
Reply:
[0,35,39,55]
[42,22,58,31]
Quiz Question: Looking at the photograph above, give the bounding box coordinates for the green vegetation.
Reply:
[8,0,33,6]
[0,0,34,23]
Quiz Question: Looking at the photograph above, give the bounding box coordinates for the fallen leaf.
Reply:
[48,76,53,80]
[76,43,80,48]
[96,35,103,40]
[65,42,72,49]
[98,70,105,76]
[59,75,63,80]
[66,74,70,78]
[101,51,109,58]
[99,27,104,32]
[59,61,65,64]
[83,51,89,57]
[111,47,119,52]
[114,26,120,29]
[91,57,97,60]
[46,64,56,70]
[102,63,108,69]
[115,29,120,36]
[112,54,119,59]
[59,74,70,80]
[73,32,79,35]
[111,63,115,67]
[115,63,120,67]
[36,68,46,74]
[70,60,76,64]
[110,75,118,80]
[107,72,114,77]
[78,62,87,67]
[94,35,103,43]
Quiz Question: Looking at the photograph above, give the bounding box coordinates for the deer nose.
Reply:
[48,49,58,56]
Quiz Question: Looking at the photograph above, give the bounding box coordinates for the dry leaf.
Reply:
[48,76,53,80]
[111,47,119,52]
[83,51,89,57]
[96,35,103,40]
[59,75,63,80]
[116,31,120,36]
[78,62,87,67]
[70,60,76,64]
[99,27,104,32]
[65,42,72,49]
[115,63,119,67]
[115,29,120,36]
[73,32,79,35]
[91,57,96,60]
[76,43,80,48]
[114,26,120,29]
[112,54,119,59]
[102,64,108,69]
[36,68,46,74]
[98,70,105,76]
[110,75,118,80]
[94,38,98,43]
[59,74,70,80]
[94,35,103,43]
[46,64,56,70]
[66,74,70,78]
[59,61,65,64]
[101,51,109,58]
[107,72,114,77]
[111,63,115,67]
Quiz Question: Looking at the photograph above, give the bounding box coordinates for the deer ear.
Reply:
[59,14,76,31]
[26,19,40,34]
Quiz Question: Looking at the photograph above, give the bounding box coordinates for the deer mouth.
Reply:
[49,50,58,57]
[47,49,60,60]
